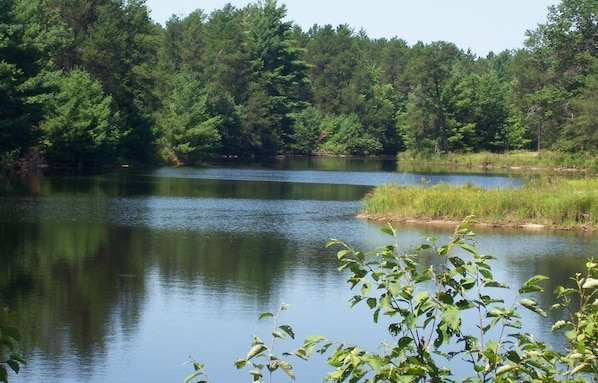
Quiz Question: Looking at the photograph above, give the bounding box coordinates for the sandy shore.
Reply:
[356,214,582,231]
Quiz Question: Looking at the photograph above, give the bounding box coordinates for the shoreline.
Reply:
[356,213,593,232]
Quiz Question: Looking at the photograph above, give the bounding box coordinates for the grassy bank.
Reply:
[398,150,598,172]
[361,176,598,230]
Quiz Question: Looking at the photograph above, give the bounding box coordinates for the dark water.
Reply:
[0,157,594,382]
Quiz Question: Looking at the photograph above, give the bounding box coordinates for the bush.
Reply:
[187,217,598,382]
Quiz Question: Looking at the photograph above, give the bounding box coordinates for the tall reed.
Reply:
[362,176,598,230]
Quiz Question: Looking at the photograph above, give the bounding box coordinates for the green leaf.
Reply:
[6,360,20,374]
[456,299,474,310]
[234,358,248,369]
[304,335,326,345]
[361,281,371,296]
[442,305,461,331]
[258,312,274,320]
[460,277,476,290]
[366,297,377,309]
[519,275,548,294]
[336,249,353,259]
[12,355,25,366]
[246,344,267,360]
[449,256,465,268]
[519,298,547,317]
[459,242,478,255]
[398,336,413,348]
[363,354,383,372]
[380,225,395,237]
[279,324,294,339]
[487,308,507,318]
[183,371,204,383]
[404,312,417,329]
[582,277,598,289]
[485,280,509,289]
[277,360,295,379]
[387,280,402,297]
[570,362,591,375]
[495,364,515,375]
[249,369,263,380]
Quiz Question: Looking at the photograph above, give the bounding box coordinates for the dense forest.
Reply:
[1,0,597,167]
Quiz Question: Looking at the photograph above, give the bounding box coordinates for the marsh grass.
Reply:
[398,150,598,171]
[362,176,598,230]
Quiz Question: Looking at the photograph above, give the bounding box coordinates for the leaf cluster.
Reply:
[186,303,296,383]
[0,308,25,382]
[186,217,598,382]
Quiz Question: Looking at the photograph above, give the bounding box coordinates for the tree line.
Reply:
[1,0,597,167]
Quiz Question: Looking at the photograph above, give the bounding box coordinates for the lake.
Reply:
[0,157,595,382]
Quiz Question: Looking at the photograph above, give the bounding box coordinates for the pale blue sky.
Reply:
[145,0,557,57]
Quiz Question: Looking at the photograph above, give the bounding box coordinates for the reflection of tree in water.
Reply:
[492,229,596,353]
[0,223,150,366]
[151,230,291,303]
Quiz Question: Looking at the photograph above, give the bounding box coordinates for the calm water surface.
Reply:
[0,157,595,382]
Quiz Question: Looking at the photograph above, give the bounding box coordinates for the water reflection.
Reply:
[0,160,592,382]
[150,164,521,189]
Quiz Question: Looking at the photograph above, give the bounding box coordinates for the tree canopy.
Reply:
[1,0,597,167]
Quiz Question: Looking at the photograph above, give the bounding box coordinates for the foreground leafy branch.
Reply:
[186,303,296,383]
[0,308,25,383]
[187,217,598,382]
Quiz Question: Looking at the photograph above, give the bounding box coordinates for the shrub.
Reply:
[187,217,598,382]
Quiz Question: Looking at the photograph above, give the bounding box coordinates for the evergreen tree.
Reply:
[399,42,463,153]
[155,71,221,165]
[241,0,310,155]
[0,0,67,164]
[520,0,598,152]
[200,5,249,101]
[39,70,121,166]
[305,24,359,116]
[49,0,161,163]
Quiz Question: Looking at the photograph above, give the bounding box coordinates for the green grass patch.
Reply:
[362,176,598,230]
[398,150,598,171]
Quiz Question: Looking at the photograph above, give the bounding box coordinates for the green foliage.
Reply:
[397,150,598,170]
[0,308,25,382]
[295,218,559,382]
[305,24,360,116]
[3,0,598,167]
[557,59,598,151]
[241,0,310,155]
[197,4,249,101]
[319,113,382,156]
[39,69,122,166]
[551,259,598,378]
[208,94,246,157]
[0,0,67,164]
[49,0,161,163]
[186,218,598,382]
[362,178,598,229]
[289,107,324,154]
[185,303,296,383]
[155,71,221,165]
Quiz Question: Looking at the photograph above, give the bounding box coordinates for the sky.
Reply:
[145,0,558,57]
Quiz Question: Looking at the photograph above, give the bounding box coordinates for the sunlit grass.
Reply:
[362,176,598,230]
[398,150,598,172]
